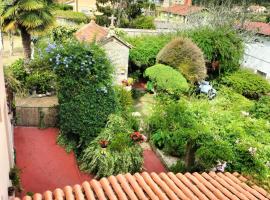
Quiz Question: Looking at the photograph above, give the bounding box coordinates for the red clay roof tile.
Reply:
[243,22,270,36]
[14,172,270,200]
[162,4,204,16]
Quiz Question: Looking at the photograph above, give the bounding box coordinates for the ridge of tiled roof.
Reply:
[162,4,204,16]
[75,20,109,42]
[14,172,270,200]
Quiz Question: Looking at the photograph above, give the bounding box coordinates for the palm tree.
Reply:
[0,0,55,60]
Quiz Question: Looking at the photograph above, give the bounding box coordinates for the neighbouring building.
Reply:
[0,51,14,199]
[155,0,207,29]
[242,22,270,80]
[65,0,96,15]
[75,20,132,84]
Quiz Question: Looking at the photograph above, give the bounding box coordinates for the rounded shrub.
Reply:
[157,37,207,83]
[221,69,270,99]
[144,64,189,96]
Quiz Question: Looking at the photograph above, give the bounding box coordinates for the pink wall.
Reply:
[0,51,14,199]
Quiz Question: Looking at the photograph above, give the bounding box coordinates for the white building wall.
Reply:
[242,40,270,81]
[0,51,14,200]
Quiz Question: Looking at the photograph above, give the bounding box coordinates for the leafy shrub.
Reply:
[186,26,244,74]
[250,96,270,120]
[9,166,22,192]
[7,59,27,84]
[54,10,89,24]
[144,64,189,96]
[50,26,78,43]
[149,94,270,178]
[129,16,155,29]
[114,86,133,112]
[221,69,270,99]
[79,114,143,177]
[157,37,207,82]
[127,34,172,69]
[25,71,56,93]
[49,41,117,150]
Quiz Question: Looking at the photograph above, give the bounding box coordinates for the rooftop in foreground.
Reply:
[14,171,270,200]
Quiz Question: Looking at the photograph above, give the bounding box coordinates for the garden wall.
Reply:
[16,106,58,127]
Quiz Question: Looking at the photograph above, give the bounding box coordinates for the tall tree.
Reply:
[0,0,54,60]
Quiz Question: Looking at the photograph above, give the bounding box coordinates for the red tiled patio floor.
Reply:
[14,127,166,196]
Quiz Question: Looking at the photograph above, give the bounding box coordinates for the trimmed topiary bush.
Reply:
[221,69,270,99]
[157,37,207,83]
[144,64,189,96]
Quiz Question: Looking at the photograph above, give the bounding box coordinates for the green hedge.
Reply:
[54,10,89,24]
[129,16,155,29]
[221,69,270,99]
[250,96,270,120]
[127,34,172,69]
[144,64,189,95]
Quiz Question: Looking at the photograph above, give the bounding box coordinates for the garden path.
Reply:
[14,127,166,196]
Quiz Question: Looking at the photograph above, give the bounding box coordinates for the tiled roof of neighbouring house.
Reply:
[162,4,204,16]
[75,20,109,42]
[14,172,270,200]
[243,22,270,36]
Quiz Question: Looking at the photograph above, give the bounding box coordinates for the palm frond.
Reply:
[18,0,45,11]
[2,20,17,32]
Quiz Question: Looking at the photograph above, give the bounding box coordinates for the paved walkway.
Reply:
[14,127,166,196]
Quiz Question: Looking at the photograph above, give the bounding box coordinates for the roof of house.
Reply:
[14,172,270,200]
[243,22,270,36]
[75,20,109,42]
[161,4,205,16]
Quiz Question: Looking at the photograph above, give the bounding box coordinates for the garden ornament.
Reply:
[196,80,217,99]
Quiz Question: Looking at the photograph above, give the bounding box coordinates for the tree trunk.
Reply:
[185,141,196,170]
[9,32,14,56]
[19,26,31,61]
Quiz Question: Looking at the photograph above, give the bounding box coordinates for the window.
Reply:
[257,70,267,78]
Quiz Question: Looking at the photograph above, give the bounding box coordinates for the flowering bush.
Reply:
[50,40,117,151]
[130,131,147,143]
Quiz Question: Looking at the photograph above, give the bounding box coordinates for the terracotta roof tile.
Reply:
[75,20,109,42]
[243,22,270,36]
[14,172,270,200]
[162,4,204,16]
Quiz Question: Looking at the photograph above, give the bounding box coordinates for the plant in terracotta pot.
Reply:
[130,131,147,143]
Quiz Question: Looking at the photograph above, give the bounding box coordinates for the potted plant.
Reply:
[99,140,109,148]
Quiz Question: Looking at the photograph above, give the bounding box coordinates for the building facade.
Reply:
[0,52,14,199]
[65,0,97,15]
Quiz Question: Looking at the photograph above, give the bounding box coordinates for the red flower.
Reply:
[99,140,109,148]
[130,132,147,143]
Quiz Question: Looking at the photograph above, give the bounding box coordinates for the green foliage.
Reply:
[149,91,270,178]
[53,3,73,11]
[221,69,270,99]
[25,71,56,93]
[9,166,22,192]
[7,59,27,84]
[54,10,89,24]
[79,114,143,178]
[186,26,244,74]
[250,96,270,120]
[127,34,172,69]
[130,16,155,29]
[144,64,189,96]
[114,86,133,112]
[49,41,117,150]
[50,26,78,43]
[156,37,206,83]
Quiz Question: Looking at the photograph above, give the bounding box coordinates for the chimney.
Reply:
[184,0,192,6]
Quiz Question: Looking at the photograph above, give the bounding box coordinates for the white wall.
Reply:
[242,39,270,80]
[0,51,14,200]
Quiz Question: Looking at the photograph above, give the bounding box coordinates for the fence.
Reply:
[16,106,58,127]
